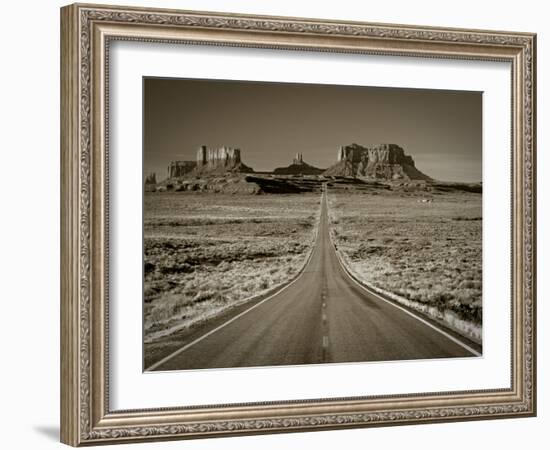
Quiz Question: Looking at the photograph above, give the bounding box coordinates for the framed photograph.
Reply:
[60,3,536,446]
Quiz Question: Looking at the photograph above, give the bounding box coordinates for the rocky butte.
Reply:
[195,145,253,174]
[144,172,158,192]
[167,161,196,178]
[273,153,325,175]
[324,143,432,180]
[166,145,254,180]
[144,173,157,185]
[164,143,431,184]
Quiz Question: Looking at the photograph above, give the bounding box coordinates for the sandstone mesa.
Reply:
[163,143,430,181]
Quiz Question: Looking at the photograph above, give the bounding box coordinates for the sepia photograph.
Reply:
[142,77,483,371]
[57,3,537,445]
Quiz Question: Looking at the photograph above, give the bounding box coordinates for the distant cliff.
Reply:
[144,172,157,192]
[164,143,430,182]
[324,143,431,180]
[167,161,196,178]
[195,145,253,174]
[273,153,325,175]
[144,173,157,185]
[166,146,253,179]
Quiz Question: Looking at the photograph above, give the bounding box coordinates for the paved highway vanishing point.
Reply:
[147,187,480,371]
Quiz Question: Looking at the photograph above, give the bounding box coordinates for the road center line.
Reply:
[146,190,326,372]
[324,186,481,357]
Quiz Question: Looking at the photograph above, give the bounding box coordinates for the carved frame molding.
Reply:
[60,3,536,446]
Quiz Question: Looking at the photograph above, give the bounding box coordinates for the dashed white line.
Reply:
[325,184,481,358]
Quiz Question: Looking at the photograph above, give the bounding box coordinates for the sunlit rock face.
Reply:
[195,145,253,173]
[326,143,431,180]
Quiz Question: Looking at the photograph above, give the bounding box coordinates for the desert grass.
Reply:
[327,188,482,338]
[144,193,320,343]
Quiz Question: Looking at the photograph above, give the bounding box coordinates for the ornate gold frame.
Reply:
[60,3,536,446]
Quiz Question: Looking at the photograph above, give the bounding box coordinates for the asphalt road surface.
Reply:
[148,189,479,371]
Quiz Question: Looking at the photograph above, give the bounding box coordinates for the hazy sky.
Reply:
[144,78,482,182]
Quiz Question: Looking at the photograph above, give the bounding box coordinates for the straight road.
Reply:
[148,188,478,371]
